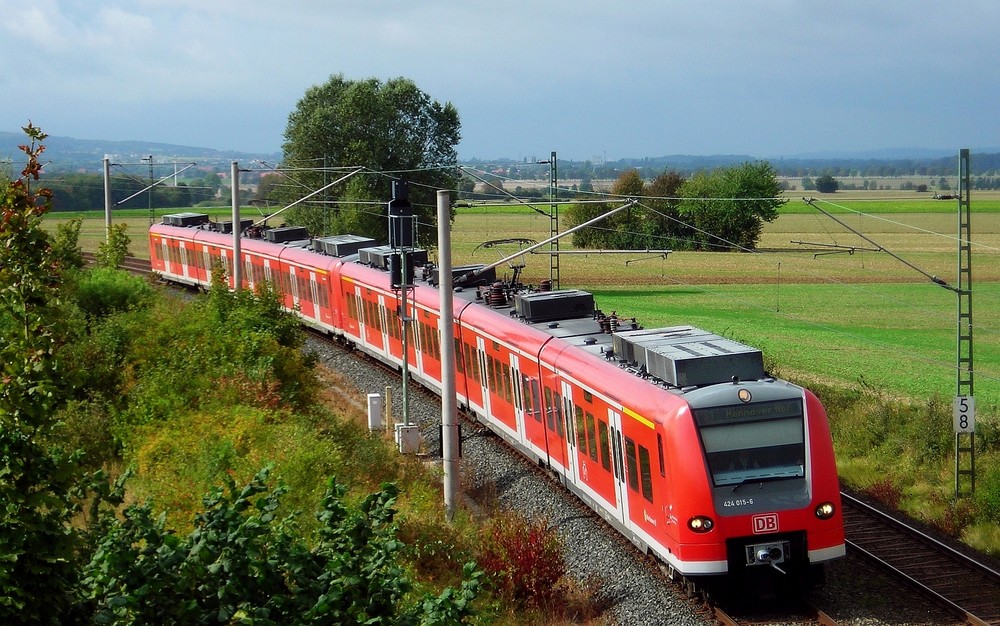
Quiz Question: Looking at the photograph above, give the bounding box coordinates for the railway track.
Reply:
[842,491,1000,626]
[80,252,153,275]
[710,602,838,626]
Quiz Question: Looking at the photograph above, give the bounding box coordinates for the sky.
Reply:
[2,0,999,162]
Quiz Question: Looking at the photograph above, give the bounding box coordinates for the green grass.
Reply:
[778,196,1000,214]
[585,282,1000,414]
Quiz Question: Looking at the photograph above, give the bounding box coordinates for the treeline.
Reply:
[44,173,217,212]
[467,152,1000,185]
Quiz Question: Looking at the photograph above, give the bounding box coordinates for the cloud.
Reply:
[2,0,1000,156]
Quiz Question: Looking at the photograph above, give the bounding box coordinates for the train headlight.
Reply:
[815,502,836,520]
[687,516,714,533]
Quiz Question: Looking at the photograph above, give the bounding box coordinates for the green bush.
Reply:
[78,467,482,624]
[974,458,1000,522]
[55,398,117,469]
[75,267,154,318]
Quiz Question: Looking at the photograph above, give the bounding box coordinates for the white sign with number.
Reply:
[954,396,976,434]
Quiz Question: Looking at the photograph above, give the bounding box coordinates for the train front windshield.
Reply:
[693,399,805,488]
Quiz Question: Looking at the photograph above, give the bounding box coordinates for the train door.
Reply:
[509,354,527,447]
[460,335,484,415]
[179,242,190,280]
[308,271,321,322]
[407,307,423,378]
[561,380,578,484]
[289,266,300,309]
[476,337,492,422]
[377,294,391,359]
[218,249,230,287]
[201,248,211,282]
[608,409,631,528]
[353,285,367,342]
[159,239,169,273]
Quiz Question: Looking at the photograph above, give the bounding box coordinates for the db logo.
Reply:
[752,513,779,534]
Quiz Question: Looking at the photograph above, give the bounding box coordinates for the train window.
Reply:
[502,363,513,404]
[554,392,565,438]
[466,344,479,381]
[315,277,328,309]
[454,339,464,374]
[543,388,555,430]
[492,341,500,352]
[575,406,586,452]
[656,434,665,477]
[524,378,539,422]
[347,293,358,320]
[624,437,640,493]
[694,399,806,488]
[583,390,593,403]
[638,445,654,503]
[297,274,309,301]
[585,412,598,462]
[612,431,624,479]
[597,420,611,472]
[385,307,397,339]
[485,356,493,392]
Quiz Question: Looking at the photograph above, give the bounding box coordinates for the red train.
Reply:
[150,212,845,583]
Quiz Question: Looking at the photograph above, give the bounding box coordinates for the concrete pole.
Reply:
[401,252,410,427]
[438,189,459,520]
[103,157,112,239]
[231,161,242,292]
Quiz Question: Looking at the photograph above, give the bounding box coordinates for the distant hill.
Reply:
[0,131,281,173]
[5,130,1000,178]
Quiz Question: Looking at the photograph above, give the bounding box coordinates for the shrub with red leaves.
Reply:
[477,511,565,608]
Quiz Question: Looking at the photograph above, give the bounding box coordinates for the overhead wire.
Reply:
[64,158,1000,386]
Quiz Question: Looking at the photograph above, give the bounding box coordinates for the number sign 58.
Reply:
[953,396,976,434]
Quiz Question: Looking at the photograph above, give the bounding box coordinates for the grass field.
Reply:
[46,197,1000,421]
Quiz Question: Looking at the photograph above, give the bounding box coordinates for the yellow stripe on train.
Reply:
[623,407,655,430]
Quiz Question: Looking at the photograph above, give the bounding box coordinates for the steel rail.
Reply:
[841,490,1000,626]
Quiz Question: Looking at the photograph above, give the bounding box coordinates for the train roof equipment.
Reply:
[161,212,209,227]
[613,326,765,388]
[514,289,595,323]
[358,245,429,270]
[311,234,377,257]
[264,226,310,244]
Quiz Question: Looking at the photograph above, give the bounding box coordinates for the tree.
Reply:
[281,75,461,247]
[0,123,82,622]
[566,169,687,250]
[814,174,839,193]
[677,161,785,251]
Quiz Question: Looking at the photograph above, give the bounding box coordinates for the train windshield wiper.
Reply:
[730,474,799,493]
